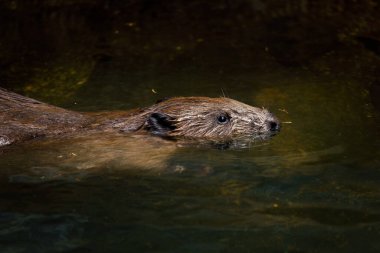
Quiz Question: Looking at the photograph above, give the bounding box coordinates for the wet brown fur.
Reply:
[0,88,279,146]
[0,88,89,145]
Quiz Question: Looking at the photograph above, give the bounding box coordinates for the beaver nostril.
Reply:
[269,121,280,132]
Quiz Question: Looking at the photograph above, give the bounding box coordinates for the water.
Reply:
[1,2,380,252]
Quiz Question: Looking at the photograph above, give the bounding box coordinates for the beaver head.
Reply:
[125,97,280,141]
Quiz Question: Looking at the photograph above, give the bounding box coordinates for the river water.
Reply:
[0,1,380,252]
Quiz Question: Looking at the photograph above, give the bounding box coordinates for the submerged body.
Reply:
[0,88,280,147]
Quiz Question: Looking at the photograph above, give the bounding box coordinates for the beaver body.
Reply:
[0,88,280,147]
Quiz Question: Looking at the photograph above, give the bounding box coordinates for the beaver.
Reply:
[0,88,280,147]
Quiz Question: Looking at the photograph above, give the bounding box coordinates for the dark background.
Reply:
[1,0,380,110]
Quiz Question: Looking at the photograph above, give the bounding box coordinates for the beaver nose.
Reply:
[268,120,281,132]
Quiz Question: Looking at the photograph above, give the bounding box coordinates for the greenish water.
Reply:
[1,1,380,253]
[1,68,379,253]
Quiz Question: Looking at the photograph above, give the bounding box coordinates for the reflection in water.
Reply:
[1,1,380,252]
[1,123,379,246]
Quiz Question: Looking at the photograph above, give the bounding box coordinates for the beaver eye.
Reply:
[217,114,230,124]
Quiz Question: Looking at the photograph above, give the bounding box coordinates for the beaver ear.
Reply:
[146,113,176,136]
